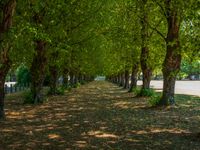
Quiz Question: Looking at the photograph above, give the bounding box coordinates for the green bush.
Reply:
[66,86,72,92]
[56,86,65,95]
[138,88,156,97]
[23,90,34,104]
[80,80,87,85]
[148,95,161,106]
[131,87,141,95]
[47,86,65,95]
[72,82,81,88]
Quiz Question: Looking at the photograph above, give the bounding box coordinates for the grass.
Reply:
[0,81,200,150]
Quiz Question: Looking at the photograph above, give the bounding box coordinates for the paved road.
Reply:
[138,80,200,97]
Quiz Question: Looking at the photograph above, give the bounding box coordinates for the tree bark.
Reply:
[120,72,124,87]
[160,1,181,105]
[124,70,130,89]
[49,65,58,95]
[0,0,16,119]
[0,80,6,119]
[140,0,152,90]
[69,72,74,86]
[30,40,47,104]
[74,74,78,85]
[129,63,139,92]
[117,73,121,85]
[63,68,69,87]
[78,73,82,83]
[0,62,10,119]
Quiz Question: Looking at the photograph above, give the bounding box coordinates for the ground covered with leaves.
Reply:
[0,81,200,150]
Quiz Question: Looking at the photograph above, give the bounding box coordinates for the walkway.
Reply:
[0,81,199,149]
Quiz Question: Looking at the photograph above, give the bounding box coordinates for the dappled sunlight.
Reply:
[113,101,133,109]
[74,140,87,148]
[113,101,147,109]
[1,81,200,149]
[48,134,61,139]
[2,128,17,133]
[6,111,22,119]
[87,130,119,139]
[148,128,191,134]
[131,128,191,135]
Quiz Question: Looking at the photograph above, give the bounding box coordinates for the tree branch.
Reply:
[148,21,166,41]
[148,18,163,38]
[70,34,95,46]
[151,0,167,17]
[67,1,104,33]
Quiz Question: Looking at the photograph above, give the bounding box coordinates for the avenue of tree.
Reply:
[0,0,199,119]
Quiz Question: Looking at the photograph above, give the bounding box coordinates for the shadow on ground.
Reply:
[0,81,200,150]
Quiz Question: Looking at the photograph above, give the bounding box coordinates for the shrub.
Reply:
[47,86,65,96]
[56,86,65,95]
[131,87,141,95]
[23,90,34,104]
[138,88,156,97]
[72,82,81,88]
[148,95,161,106]
[66,86,72,92]
[80,80,87,85]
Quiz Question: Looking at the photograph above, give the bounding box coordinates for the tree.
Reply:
[0,0,17,119]
[152,0,196,105]
[139,0,152,91]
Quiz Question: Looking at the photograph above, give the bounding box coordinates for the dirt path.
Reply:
[0,81,200,150]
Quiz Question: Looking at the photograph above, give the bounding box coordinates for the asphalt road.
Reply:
[138,80,200,97]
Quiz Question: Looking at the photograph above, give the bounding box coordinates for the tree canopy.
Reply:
[0,0,199,119]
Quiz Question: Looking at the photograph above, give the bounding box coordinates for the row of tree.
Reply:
[0,0,199,119]
[0,0,107,119]
[103,0,199,104]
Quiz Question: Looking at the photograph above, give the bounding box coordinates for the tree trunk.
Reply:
[124,70,129,89]
[0,0,16,119]
[117,73,121,85]
[49,65,58,95]
[0,79,6,119]
[74,74,78,85]
[30,40,47,104]
[63,68,69,87]
[140,0,152,90]
[160,2,181,105]
[69,72,74,86]
[129,63,139,92]
[120,72,124,87]
[78,73,82,83]
[0,63,10,119]
[141,57,152,89]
